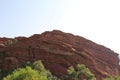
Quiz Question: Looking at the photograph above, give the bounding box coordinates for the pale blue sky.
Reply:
[0,0,120,54]
[0,0,67,37]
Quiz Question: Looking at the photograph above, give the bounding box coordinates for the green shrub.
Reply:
[4,40,13,45]
[4,39,17,46]
[103,76,120,80]
[64,64,96,80]
[3,66,47,80]
[33,60,60,80]
[3,60,60,80]
[3,60,99,80]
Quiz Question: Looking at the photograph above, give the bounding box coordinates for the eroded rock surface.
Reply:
[0,30,120,80]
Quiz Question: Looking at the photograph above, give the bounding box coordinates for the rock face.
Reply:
[0,30,120,79]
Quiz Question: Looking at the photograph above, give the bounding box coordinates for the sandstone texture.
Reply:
[0,30,120,80]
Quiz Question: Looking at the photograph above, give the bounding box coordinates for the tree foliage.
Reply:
[3,60,120,80]
[32,60,60,80]
[103,76,120,80]
[4,39,17,46]
[3,60,59,80]
[3,66,47,80]
[64,64,96,80]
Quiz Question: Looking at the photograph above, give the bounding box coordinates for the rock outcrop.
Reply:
[0,30,120,80]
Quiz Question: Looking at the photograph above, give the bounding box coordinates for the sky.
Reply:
[0,0,120,54]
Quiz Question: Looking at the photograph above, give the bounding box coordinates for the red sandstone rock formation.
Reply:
[0,30,120,80]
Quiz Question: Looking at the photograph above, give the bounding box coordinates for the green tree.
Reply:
[33,60,60,80]
[64,64,96,80]
[3,66,47,80]
[103,76,120,80]
[3,60,60,80]
[64,66,77,80]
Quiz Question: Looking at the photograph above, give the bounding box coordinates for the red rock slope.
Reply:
[0,30,120,80]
